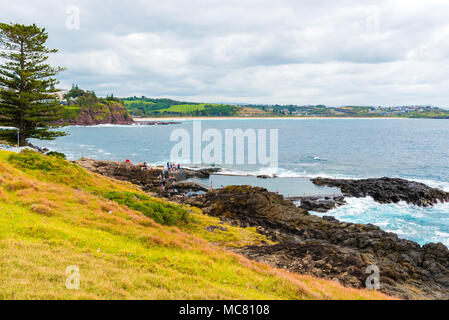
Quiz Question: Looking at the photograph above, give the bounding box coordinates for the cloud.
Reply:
[1,0,449,106]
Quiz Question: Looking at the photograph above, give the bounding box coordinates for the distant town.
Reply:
[246,104,449,118]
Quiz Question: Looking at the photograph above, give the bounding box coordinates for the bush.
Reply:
[9,149,66,171]
[46,151,66,159]
[104,191,188,225]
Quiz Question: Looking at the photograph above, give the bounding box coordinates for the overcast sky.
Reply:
[1,0,449,106]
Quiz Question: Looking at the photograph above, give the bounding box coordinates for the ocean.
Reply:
[31,118,449,246]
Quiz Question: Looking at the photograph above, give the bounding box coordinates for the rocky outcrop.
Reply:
[172,181,208,192]
[184,186,449,299]
[76,159,164,192]
[181,167,221,178]
[291,196,346,213]
[75,159,212,195]
[312,177,449,206]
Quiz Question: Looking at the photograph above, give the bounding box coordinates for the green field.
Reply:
[121,98,239,117]
[159,103,208,113]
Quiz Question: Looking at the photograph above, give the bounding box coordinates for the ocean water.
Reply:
[31,119,449,246]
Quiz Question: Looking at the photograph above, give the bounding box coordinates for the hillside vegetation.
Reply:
[0,150,389,299]
[122,97,240,117]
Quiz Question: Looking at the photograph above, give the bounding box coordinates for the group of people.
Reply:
[166,161,181,172]
[159,161,183,193]
[124,158,184,195]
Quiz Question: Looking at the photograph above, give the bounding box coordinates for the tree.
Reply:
[0,23,66,146]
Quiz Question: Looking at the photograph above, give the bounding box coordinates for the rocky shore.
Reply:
[185,186,449,299]
[290,195,346,213]
[75,159,217,196]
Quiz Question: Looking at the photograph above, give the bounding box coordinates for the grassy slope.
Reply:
[0,150,389,300]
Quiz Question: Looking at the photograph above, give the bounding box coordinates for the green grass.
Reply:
[159,104,208,113]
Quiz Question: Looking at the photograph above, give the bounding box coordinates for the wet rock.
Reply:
[312,177,449,206]
[186,185,449,299]
[172,181,208,192]
[322,216,340,223]
[296,196,346,212]
[181,167,221,178]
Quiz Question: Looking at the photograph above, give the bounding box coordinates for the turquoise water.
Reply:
[31,119,449,246]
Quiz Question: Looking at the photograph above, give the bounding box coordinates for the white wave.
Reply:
[312,196,449,247]
[409,178,449,192]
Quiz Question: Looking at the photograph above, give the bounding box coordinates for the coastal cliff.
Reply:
[57,100,134,126]
[55,85,134,125]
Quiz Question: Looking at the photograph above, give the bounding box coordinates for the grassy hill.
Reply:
[0,150,389,299]
[122,97,268,117]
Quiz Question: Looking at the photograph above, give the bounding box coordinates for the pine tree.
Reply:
[0,23,66,146]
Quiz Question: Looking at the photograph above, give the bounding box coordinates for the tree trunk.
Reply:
[19,129,26,147]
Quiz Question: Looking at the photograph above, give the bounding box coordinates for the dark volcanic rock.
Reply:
[76,159,212,197]
[294,196,346,213]
[185,185,309,224]
[172,181,208,192]
[312,177,449,206]
[75,159,164,192]
[185,186,449,299]
[181,167,221,178]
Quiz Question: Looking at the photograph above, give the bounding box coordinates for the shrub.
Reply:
[7,149,89,187]
[104,191,188,225]
[46,151,66,159]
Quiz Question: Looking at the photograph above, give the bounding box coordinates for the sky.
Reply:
[1,0,449,106]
